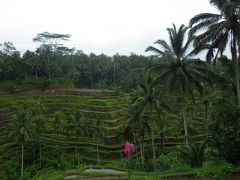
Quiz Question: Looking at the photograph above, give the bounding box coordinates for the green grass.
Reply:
[0,88,207,164]
[0,77,74,93]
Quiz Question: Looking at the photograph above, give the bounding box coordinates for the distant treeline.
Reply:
[0,39,158,91]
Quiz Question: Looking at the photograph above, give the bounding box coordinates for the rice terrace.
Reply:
[0,0,240,179]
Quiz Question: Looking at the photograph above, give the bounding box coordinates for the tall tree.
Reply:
[131,72,162,171]
[94,117,103,165]
[7,104,35,177]
[33,32,71,78]
[67,111,89,165]
[146,24,211,147]
[190,0,240,105]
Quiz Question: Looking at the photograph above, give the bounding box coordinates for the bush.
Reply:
[0,156,20,180]
[209,96,240,164]
[196,160,234,179]
[43,147,72,170]
[156,150,187,170]
[110,158,145,171]
[178,142,206,168]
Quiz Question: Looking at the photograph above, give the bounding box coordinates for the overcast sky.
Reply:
[0,0,217,56]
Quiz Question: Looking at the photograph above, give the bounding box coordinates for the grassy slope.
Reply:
[0,88,206,163]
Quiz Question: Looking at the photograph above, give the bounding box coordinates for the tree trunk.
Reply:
[47,55,51,79]
[182,109,189,147]
[133,132,137,153]
[161,134,165,149]
[213,49,219,72]
[161,115,166,149]
[205,100,208,138]
[205,100,209,149]
[231,35,240,105]
[97,137,100,164]
[39,143,42,168]
[139,139,144,166]
[75,144,77,158]
[90,71,93,87]
[35,67,38,81]
[77,149,80,165]
[21,143,24,177]
[151,126,156,171]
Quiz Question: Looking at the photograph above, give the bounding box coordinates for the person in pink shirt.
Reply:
[124,140,131,159]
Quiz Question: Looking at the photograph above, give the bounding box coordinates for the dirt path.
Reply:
[64,168,127,180]
[65,176,126,180]
[83,168,126,174]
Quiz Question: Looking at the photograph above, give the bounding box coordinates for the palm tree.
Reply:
[127,103,151,166]
[131,72,165,171]
[53,112,64,148]
[94,117,103,165]
[67,111,89,165]
[7,104,35,177]
[33,116,45,168]
[189,0,240,105]
[192,43,220,71]
[135,114,151,166]
[146,24,211,147]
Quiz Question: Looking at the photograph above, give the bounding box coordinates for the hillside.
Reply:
[0,88,206,164]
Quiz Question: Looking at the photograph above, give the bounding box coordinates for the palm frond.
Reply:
[145,46,164,56]
[154,39,173,54]
[189,16,221,36]
[189,13,221,27]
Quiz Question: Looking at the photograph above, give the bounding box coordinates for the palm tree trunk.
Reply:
[205,100,208,138]
[139,138,144,166]
[151,126,156,171]
[182,109,189,147]
[213,49,219,72]
[47,55,51,79]
[161,115,166,149]
[133,132,137,153]
[77,149,80,165]
[21,143,24,177]
[39,143,42,168]
[231,35,240,105]
[150,107,156,171]
[161,134,165,148]
[205,100,209,150]
[75,144,77,158]
[97,136,100,164]
[90,71,93,87]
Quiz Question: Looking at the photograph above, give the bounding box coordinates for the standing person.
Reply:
[124,140,131,159]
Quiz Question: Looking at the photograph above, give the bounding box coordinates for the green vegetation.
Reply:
[1,0,240,179]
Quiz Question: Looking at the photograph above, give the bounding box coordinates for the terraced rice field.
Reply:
[0,89,205,163]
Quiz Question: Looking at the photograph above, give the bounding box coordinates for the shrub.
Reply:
[43,147,72,170]
[179,142,206,168]
[110,158,145,171]
[156,150,187,170]
[0,156,20,180]
[209,96,240,164]
[196,160,234,179]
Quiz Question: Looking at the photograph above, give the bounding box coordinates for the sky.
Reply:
[0,0,218,56]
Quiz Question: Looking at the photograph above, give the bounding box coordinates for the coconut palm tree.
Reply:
[135,114,151,166]
[131,72,170,171]
[7,104,35,177]
[192,43,221,71]
[146,24,211,147]
[28,98,46,168]
[127,103,151,166]
[94,117,103,165]
[67,111,89,165]
[189,0,240,105]
[33,116,45,168]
